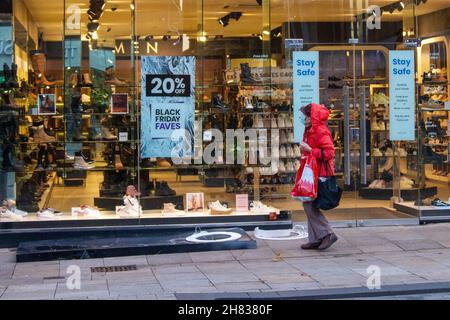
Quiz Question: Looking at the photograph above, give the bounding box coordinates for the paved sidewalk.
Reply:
[2,223,450,299]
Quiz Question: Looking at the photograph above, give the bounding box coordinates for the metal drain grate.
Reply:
[91,265,138,273]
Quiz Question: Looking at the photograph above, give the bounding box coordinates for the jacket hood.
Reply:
[310,103,329,128]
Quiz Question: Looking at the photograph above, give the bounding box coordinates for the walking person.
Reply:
[299,103,338,250]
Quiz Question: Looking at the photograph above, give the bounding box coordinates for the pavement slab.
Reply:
[3,223,450,299]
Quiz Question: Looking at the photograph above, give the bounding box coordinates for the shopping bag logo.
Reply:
[299,164,314,188]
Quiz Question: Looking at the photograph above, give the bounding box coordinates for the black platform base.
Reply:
[16,228,256,262]
[359,187,437,201]
[94,195,184,210]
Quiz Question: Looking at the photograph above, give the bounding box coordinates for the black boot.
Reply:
[2,63,11,88]
[155,181,176,196]
[240,63,260,85]
[212,93,227,111]
[8,63,19,88]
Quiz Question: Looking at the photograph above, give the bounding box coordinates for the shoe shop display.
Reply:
[373,92,389,106]
[2,200,27,217]
[250,201,279,214]
[155,181,176,196]
[30,51,55,86]
[117,185,142,217]
[212,93,227,111]
[279,145,287,158]
[73,205,102,217]
[74,153,95,170]
[1,5,450,231]
[105,66,127,86]
[157,158,172,168]
[240,63,260,85]
[0,200,24,220]
[31,125,55,143]
[101,127,117,140]
[37,208,60,220]
[209,200,232,215]
[431,198,450,207]
[162,203,185,216]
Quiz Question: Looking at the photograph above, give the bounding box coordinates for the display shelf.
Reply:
[359,186,437,201]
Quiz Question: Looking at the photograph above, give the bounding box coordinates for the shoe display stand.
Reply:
[94,195,184,211]
[394,201,450,222]
[359,186,437,201]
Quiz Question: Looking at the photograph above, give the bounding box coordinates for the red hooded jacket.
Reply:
[302,103,335,177]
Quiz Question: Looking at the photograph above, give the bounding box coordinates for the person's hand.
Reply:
[300,142,312,153]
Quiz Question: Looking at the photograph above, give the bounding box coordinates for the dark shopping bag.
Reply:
[313,150,342,210]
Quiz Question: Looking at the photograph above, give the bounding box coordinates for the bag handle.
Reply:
[319,149,331,177]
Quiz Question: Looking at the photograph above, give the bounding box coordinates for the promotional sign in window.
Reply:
[293,51,320,143]
[140,56,195,158]
[389,50,415,141]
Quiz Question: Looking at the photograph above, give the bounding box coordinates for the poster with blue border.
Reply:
[140,56,195,158]
[389,50,415,141]
[293,51,319,143]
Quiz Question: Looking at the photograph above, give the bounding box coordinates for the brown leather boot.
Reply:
[301,242,321,250]
[318,233,338,251]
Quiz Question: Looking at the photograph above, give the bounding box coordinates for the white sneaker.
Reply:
[74,156,94,170]
[162,203,185,216]
[0,208,23,220]
[250,201,279,214]
[245,97,254,109]
[271,117,278,128]
[37,209,59,220]
[294,144,301,157]
[280,146,287,158]
[286,161,294,172]
[277,115,286,128]
[209,201,232,215]
[285,116,293,127]
[278,161,286,173]
[288,132,294,143]
[280,131,288,144]
[287,145,294,158]
[74,206,101,218]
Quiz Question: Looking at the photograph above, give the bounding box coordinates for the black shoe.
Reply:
[140,158,156,168]
[301,242,321,250]
[155,181,176,196]
[431,198,450,207]
[227,114,238,129]
[212,93,227,111]
[318,233,338,250]
[240,63,260,85]
[328,76,341,82]
[328,83,343,89]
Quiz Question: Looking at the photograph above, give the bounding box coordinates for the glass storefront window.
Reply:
[0,0,449,231]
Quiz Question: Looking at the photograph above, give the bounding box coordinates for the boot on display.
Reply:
[240,63,260,85]
[212,93,227,111]
[31,125,56,143]
[155,181,176,196]
[105,66,127,86]
[30,51,55,86]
